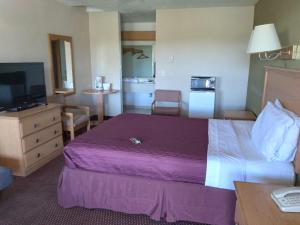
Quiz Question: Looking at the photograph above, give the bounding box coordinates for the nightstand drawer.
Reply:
[24,136,63,168]
[20,108,61,137]
[22,123,62,153]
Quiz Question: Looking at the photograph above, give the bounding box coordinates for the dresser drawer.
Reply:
[20,108,61,137]
[22,123,62,153]
[24,136,63,168]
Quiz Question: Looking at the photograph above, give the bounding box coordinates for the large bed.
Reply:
[58,67,300,225]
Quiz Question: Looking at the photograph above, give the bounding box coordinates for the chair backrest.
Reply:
[154,89,181,102]
[47,94,65,105]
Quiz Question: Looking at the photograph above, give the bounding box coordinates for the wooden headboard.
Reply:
[262,66,300,174]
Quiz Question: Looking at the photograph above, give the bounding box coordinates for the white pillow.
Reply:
[274,99,300,161]
[251,101,294,161]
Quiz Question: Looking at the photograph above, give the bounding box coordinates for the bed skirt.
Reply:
[57,166,236,225]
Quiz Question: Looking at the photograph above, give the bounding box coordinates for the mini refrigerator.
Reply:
[188,76,216,118]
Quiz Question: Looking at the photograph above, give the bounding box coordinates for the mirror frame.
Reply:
[48,33,76,96]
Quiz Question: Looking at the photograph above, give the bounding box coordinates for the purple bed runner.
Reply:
[64,113,208,184]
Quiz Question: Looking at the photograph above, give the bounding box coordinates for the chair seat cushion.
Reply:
[152,107,180,116]
[0,167,13,190]
[63,113,89,127]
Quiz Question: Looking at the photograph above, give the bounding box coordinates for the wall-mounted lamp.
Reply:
[247,24,292,60]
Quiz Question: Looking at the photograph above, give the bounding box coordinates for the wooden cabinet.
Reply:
[234,182,300,225]
[0,104,63,177]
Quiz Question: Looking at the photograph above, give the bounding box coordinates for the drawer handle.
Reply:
[35,138,40,143]
[55,143,59,148]
[34,123,39,129]
[52,117,56,121]
[54,130,57,135]
[37,153,41,158]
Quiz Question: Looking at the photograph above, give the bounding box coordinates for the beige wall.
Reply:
[89,12,123,116]
[0,0,92,105]
[155,7,254,116]
[246,0,300,115]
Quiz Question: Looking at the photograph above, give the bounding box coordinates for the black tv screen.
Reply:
[0,63,47,111]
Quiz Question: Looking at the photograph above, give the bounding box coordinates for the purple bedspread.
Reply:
[64,113,208,184]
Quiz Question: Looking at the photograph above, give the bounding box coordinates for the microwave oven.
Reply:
[191,76,216,91]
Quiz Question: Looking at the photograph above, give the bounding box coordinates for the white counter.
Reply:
[122,77,155,108]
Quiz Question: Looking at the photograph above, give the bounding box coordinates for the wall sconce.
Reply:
[247,24,292,60]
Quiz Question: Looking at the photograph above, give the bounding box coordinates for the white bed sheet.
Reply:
[205,119,295,190]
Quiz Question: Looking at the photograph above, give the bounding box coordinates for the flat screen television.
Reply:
[0,63,47,112]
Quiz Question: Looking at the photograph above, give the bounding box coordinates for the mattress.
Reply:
[205,119,295,190]
[64,113,208,184]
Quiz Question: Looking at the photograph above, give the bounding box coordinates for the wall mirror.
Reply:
[48,34,75,95]
[122,45,155,78]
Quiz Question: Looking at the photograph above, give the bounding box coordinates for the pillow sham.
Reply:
[251,101,294,161]
[274,99,300,161]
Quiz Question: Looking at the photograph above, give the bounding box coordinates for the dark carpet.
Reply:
[0,156,204,225]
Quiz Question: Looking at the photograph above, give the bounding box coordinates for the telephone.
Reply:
[271,187,300,212]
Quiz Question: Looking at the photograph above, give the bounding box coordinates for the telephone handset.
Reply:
[271,187,300,212]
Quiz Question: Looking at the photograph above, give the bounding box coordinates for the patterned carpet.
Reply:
[0,156,205,225]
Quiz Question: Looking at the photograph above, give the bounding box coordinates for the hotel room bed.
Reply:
[58,67,300,225]
[58,117,295,225]
[58,114,237,225]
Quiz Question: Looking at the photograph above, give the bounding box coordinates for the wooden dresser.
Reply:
[0,104,63,177]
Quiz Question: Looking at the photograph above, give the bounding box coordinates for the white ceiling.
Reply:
[57,0,259,22]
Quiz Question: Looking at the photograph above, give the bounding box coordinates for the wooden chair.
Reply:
[47,94,90,140]
[151,89,182,116]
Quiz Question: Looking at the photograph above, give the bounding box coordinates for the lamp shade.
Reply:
[247,24,282,54]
